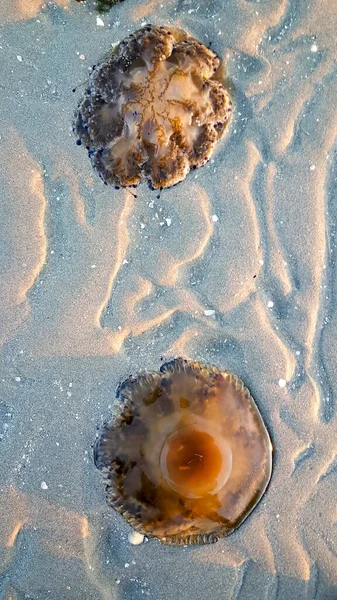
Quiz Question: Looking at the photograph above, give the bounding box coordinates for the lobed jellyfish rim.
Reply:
[94,358,273,546]
[74,25,233,190]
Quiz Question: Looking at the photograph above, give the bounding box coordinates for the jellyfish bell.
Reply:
[94,358,272,545]
[159,423,233,499]
[74,25,232,190]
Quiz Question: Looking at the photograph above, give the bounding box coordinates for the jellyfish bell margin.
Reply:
[94,358,272,546]
[74,25,232,190]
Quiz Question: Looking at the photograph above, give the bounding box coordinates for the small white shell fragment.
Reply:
[204,309,215,316]
[267,301,274,308]
[41,481,48,490]
[211,214,219,222]
[278,379,287,388]
[96,16,104,27]
[128,531,145,545]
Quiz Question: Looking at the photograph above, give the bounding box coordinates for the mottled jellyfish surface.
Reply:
[74,25,232,189]
[94,358,272,545]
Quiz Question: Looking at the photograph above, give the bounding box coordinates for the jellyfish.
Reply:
[74,25,232,189]
[94,358,272,545]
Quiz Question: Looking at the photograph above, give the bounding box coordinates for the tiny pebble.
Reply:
[211,214,219,222]
[204,309,215,316]
[96,16,104,26]
[15,376,21,382]
[311,43,318,52]
[125,563,130,568]
[165,218,172,226]
[128,531,145,545]
[278,379,287,388]
[267,301,274,308]
[41,481,48,490]
[17,55,22,62]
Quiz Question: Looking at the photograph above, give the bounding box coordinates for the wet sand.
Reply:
[1,0,337,598]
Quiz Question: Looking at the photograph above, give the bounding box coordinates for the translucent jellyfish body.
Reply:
[94,358,272,545]
[74,25,232,189]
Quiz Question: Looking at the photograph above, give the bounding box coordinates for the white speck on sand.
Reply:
[211,214,219,222]
[124,562,130,568]
[267,300,274,308]
[278,379,287,388]
[17,55,22,62]
[311,43,318,52]
[41,481,48,490]
[96,16,104,27]
[204,309,215,316]
[128,531,145,545]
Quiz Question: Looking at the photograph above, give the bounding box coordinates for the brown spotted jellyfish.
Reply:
[74,25,232,189]
[94,358,272,545]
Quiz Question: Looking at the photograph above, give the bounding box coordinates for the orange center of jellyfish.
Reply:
[160,427,232,498]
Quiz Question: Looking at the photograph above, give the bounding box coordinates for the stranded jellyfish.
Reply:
[94,358,272,545]
[74,25,232,189]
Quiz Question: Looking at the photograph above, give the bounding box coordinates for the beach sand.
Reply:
[0,0,337,598]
